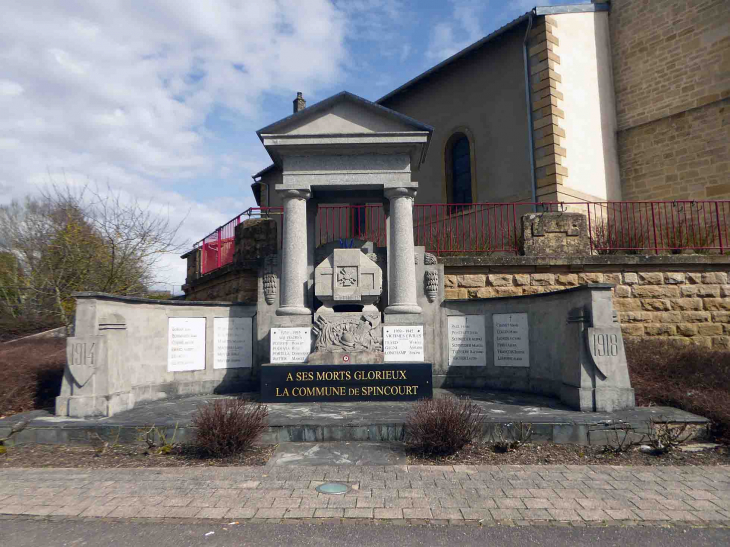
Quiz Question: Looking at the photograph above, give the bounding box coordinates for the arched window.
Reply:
[444,130,475,205]
[451,135,472,204]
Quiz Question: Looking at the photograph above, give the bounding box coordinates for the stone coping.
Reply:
[444,283,614,303]
[440,254,730,268]
[72,292,255,308]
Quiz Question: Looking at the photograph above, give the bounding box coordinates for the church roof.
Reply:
[376,12,530,105]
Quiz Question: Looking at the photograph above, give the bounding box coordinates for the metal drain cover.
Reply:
[315,482,349,495]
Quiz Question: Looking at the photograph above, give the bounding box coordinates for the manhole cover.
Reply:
[315,482,349,495]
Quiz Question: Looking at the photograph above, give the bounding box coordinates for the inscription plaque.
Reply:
[383,325,424,362]
[493,313,530,367]
[168,317,206,372]
[270,328,311,363]
[261,363,432,403]
[448,315,486,366]
[214,317,253,369]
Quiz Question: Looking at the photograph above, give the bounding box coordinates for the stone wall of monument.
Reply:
[184,264,258,303]
[443,260,730,348]
[183,218,277,303]
[608,0,730,200]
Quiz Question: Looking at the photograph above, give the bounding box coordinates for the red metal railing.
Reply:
[315,204,387,247]
[195,207,282,275]
[192,201,730,276]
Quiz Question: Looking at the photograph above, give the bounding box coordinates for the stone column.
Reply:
[277,188,312,316]
[384,187,421,314]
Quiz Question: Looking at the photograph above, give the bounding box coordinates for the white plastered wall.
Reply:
[555,11,622,201]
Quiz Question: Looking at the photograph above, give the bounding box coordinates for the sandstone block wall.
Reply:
[609,0,730,200]
[184,265,258,304]
[444,267,730,348]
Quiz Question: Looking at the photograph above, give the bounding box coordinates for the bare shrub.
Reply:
[644,418,695,454]
[405,397,483,456]
[191,398,268,458]
[625,339,730,443]
[0,338,66,416]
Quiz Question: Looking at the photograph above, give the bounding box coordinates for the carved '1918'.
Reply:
[592,333,618,357]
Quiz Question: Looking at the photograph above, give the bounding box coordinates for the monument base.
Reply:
[307,351,384,365]
[260,362,432,403]
[560,385,636,412]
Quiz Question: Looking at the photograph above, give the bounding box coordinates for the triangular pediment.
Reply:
[257,91,432,136]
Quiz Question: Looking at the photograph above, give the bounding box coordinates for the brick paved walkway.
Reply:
[1,465,729,525]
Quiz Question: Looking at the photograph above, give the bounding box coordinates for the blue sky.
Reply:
[0,0,585,286]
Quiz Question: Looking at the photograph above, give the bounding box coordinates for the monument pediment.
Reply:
[257,91,432,136]
[257,92,432,170]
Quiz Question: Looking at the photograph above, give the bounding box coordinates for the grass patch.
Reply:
[0,338,66,417]
[625,339,730,443]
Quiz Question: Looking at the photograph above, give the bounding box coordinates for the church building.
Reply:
[252,0,730,209]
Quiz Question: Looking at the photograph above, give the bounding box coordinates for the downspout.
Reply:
[523,9,537,209]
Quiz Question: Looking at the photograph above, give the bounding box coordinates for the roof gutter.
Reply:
[523,9,537,209]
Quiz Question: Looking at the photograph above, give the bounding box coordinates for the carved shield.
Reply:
[586,327,623,379]
[66,336,105,387]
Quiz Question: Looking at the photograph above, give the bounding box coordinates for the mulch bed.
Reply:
[407,442,730,467]
[0,443,276,468]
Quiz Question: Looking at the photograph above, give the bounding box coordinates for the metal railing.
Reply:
[195,207,283,276]
[191,201,730,276]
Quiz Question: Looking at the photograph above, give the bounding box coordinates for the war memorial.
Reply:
[22,89,676,452]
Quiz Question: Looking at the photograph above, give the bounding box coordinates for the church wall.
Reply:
[379,24,533,205]
[551,10,622,201]
[608,0,730,200]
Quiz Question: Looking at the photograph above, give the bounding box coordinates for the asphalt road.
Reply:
[1,518,728,547]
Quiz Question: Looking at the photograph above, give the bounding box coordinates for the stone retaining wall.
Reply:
[444,264,730,348]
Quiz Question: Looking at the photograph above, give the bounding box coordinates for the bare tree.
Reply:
[0,182,187,327]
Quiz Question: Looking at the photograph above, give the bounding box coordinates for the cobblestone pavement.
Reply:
[1,465,729,525]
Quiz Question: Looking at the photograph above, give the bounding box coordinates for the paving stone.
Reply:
[632,510,671,521]
[271,497,302,508]
[225,508,257,519]
[431,508,464,520]
[313,508,344,518]
[195,508,230,519]
[604,509,639,520]
[373,508,403,519]
[519,509,552,520]
[686,499,723,511]
[282,507,316,518]
[662,510,701,521]
[546,509,580,521]
[344,508,373,518]
[22,506,57,516]
[327,497,357,508]
[50,505,89,517]
[402,508,432,519]
[161,497,193,507]
[254,507,287,519]
[467,498,497,509]
[495,498,526,509]
[490,509,522,520]
[460,508,493,520]
[523,498,553,509]
[694,510,729,522]
[165,507,202,518]
[353,495,383,508]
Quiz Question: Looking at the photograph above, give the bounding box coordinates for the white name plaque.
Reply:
[383,325,424,362]
[214,317,253,369]
[270,328,311,363]
[493,313,530,367]
[448,315,486,366]
[168,317,206,372]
